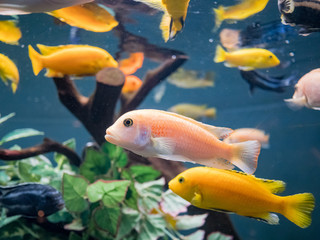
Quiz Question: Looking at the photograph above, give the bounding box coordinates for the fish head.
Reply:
[265,52,280,68]
[105,111,151,151]
[168,171,194,202]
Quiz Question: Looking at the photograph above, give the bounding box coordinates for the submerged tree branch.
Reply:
[0,138,81,166]
[120,55,188,114]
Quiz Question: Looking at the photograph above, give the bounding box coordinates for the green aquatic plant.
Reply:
[0,113,231,239]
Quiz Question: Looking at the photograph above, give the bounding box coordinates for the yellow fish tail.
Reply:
[283,193,315,228]
[214,45,226,63]
[213,6,224,30]
[231,140,261,174]
[205,108,216,118]
[28,45,44,76]
[160,13,171,42]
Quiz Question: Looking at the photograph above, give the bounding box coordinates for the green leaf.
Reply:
[183,230,205,240]
[62,174,89,212]
[0,171,10,185]
[0,209,21,228]
[47,209,73,224]
[0,113,15,125]
[93,206,121,236]
[135,178,165,212]
[207,232,233,240]
[137,214,166,240]
[0,128,44,145]
[64,218,85,231]
[116,208,140,240]
[130,165,161,183]
[68,232,82,240]
[102,142,128,168]
[54,138,76,168]
[160,190,190,217]
[18,162,41,182]
[175,214,208,230]
[87,180,130,208]
[80,148,110,182]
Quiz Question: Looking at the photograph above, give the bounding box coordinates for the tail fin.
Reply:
[213,6,224,31]
[28,45,43,76]
[283,193,315,228]
[231,140,261,174]
[205,108,217,118]
[214,45,226,63]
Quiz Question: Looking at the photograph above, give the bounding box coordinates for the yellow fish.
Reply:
[0,20,22,45]
[28,44,118,77]
[168,103,216,120]
[169,167,315,228]
[214,45,280,71]
[134,0,190,42]
[0,53,19,93]
[48,3,118,32]
[213,0,269,30]
[168,68,214,89]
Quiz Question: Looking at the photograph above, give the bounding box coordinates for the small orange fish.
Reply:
[122,75,143,94]
[105,109,261,174]
[224,128,270,148]
[119,52,144,75]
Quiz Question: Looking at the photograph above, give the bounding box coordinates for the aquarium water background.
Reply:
[0,0,319,239]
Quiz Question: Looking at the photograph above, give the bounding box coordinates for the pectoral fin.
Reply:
[151,137,176,155]
[191,191,202,207]
[281,0,295,14]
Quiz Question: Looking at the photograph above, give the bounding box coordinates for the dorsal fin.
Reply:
[158,109,233,139]
[227,169,286,194]
[36,44,92,56]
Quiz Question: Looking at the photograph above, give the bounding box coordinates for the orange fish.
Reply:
[105,109,261,174]
[119,52,144,75]
[122,75,143,94]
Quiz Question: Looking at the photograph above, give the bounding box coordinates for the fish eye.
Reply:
[178,177,184,183]
[123,118,133,127]
[269,55,273,59]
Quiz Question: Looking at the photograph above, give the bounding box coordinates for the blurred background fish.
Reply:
[0,53,19,93]
[122,75,143,94]
[224,128,270,149]
[119,52,144,76]
[48,3,119,32]
[0,183,64,217]
[28,44,118,77]
[168,103,216,120]
[219,21,298,51]
[240,70,297,93]
[213,0,269,30]
[285,68,320,110]
[0,20,21,45]
[0,0,93,15]
[278,0,320,35]
[167,68,214,88]
[134,0,190,41]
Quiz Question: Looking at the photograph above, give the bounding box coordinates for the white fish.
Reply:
[0,0,93,15]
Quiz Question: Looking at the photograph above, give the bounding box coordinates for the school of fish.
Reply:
[0,0,318,232]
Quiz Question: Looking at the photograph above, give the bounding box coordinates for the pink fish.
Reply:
[105,109,261,174]
[285,68,320,110]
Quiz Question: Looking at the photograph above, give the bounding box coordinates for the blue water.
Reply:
[1,1,320,239]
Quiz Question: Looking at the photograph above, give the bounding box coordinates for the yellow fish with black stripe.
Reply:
[134,0,190,42]
[169,167,315,228]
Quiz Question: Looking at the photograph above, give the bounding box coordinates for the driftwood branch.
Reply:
[0,138,81,166]
[53,68,125,145]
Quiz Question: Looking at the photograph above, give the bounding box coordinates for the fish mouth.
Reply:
[105,129,119,144]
